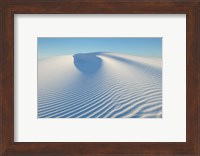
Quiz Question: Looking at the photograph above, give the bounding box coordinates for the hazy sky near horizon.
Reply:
[38,38,162,59]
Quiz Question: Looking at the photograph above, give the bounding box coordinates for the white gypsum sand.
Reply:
[38,52,162,118]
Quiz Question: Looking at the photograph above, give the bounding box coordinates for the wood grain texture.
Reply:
[3,0,200,3]
[198,8,200,156]
[2,5,14,156]
[0,0,199,156]
[186,7,199,155]
[0,10,2,156]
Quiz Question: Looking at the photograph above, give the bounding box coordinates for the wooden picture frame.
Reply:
[0,0,200,155]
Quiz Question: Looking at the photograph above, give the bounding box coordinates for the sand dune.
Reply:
[38,52,162,118]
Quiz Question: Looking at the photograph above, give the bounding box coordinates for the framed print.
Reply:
[0,0,200,156]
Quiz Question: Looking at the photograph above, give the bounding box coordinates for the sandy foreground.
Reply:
[38,52,162,118]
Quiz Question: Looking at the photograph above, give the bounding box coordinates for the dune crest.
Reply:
[73,53,102,74]
[38,52,162,118]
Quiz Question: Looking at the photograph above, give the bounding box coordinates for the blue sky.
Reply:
[38,38,162,59]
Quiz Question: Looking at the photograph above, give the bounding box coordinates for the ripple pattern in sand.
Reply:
[38,52,162,118]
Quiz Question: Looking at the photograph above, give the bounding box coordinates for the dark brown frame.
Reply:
[0,0,200,156]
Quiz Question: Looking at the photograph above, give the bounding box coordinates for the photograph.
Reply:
[38,38,162,118]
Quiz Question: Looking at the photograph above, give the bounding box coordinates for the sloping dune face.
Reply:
[38,52,162,118]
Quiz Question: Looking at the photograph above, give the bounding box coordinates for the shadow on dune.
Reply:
[100,53,161,73]
[73,52,102,75]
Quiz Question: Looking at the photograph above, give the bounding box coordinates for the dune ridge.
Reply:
[38,52,162,118]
